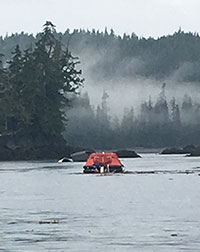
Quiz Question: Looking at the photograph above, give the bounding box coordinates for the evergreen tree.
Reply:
[95,91,112,148]
[7,45,26,132]
[0,22,84,159]
[154,83,169,124]
[170,97,181,145]
[0,55,10,133]
[181,94,194,125]
[120,107,135,147]
[170,97,181,127]
[63,92,97,148]
[21,21,84,138]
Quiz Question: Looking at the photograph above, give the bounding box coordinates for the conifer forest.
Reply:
[1,23,200,157]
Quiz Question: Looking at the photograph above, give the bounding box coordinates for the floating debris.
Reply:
[76,168,200,176]
[124,169,200,175]
[38,220,59,224]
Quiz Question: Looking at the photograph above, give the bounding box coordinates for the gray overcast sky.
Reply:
[0,0,199,38]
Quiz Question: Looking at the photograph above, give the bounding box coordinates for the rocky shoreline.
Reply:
[160,145,200,156]
[0,134,83,161]
[0,134,142,161]
[1,133,200,161]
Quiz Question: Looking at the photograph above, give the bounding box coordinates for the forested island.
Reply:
[0,22,84,160]
[1,23,200,159]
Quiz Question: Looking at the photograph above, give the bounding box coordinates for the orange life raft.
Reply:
[83,152,124,173]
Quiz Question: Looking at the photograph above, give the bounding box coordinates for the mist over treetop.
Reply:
[1,23,200,151]
[1,28,200,83]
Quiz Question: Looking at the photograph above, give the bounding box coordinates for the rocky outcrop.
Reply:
[115,149,141,158]
[70,149,95,162]
[187,146,200,156]
[57,157,73,162]
[161,145,196,155]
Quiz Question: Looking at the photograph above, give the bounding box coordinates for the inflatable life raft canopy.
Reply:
[83,152,124,173]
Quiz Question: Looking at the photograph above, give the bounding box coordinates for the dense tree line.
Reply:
[1,26,200,152]
[64,86,200,149]
[1,28,200,82]
[0,22,83,159]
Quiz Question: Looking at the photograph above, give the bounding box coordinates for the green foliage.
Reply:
[1,26,200,149]
[3,28,200,81]
[0,60,10,132]
[0,22,83,141]
[64,87,200,149]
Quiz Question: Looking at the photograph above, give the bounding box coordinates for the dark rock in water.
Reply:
[188,146,200,156]
[161,145,196,155]
[171,233,178,237]
[115,149,141,158]
[161,147,184,154]
[58,157,73,163]
[70,149,95,162]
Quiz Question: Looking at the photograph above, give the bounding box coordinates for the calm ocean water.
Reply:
[1,154,200,251]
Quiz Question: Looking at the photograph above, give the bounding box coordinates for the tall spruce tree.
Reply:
[0,54,10,133]
[1,22,84,159]
[7,45,25,132]
[21,21,84,138]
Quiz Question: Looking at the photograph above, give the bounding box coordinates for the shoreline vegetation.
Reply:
[1,141,200,161]
[1,23,200,160]
[0,22,83,161]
